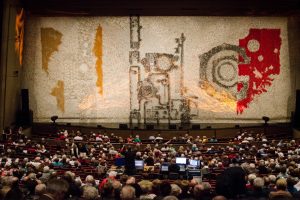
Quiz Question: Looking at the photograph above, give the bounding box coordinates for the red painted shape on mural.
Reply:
[237,29,281,114]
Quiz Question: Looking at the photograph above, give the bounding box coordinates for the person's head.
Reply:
[193,184,204,198]
[126,176,136,185]
[102,180,114,197]
[269,175,277,184]
[249,163,256,171]
[26,178,38,195]
[28,173,37,180]
[190,179,199,187]
[162,196,179,200]
[136,151,142,157]
[179,180,190,193]
[287,177,297,188]
[46,178,69,200]
[276,178,287,190]
[35,183,46,196]
[248,174,257,185]
[74,177,82,187]
[120,175,129,185]
[43,166,50,173]
[152,179,162,195]
[138,180,153,194]
[264,176,270,186]
[112,180,122,190]
[212,196,228,200]
[85,175,95,185]
[108,171,117,179]
[1,176,14,187]
[64,171,75,182]
[120,185,136,200]
[202,182,211,191]
[160,181,172,197]
[82,186,99,200]
[170,184,182,196]
[253,177,264,189]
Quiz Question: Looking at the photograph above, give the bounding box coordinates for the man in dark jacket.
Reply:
[124,147,136,175]
[216,160,246,198]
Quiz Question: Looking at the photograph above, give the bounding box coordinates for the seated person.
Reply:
[127,135,134,143]
[133,135,141,143]
[168,159,180,173]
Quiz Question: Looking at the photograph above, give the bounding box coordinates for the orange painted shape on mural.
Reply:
[93,25,103,96]
[51,80,65,113]
[15,8,25,66]
[41,28,62,75]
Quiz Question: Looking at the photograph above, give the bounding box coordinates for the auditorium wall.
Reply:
[288,17,300,95]
[0,0,23,131]
[20,16,295,125]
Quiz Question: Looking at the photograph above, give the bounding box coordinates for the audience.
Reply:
[0,127,299,200]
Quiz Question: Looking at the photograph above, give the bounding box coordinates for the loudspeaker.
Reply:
[192,124,200,130]
[295,90,300,128]
[16,110,33,126]
[169,124,177,130]
[146,124,154,130]
[119,124,128,129]
[21,89,29,112]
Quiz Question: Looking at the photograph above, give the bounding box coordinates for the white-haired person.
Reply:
[82,186,100,200]
[84,175,96,187]
[246,177,269,198]
[120,185,136,200]
[170,184,182,197]
[98,171,117,191]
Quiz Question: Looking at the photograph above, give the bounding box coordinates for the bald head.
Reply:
[193,184,204,198]
[35,183,46,195]
[212,195,227,200]
[126,176,136,185]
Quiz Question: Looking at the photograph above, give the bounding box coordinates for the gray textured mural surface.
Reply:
[22,16,290,124]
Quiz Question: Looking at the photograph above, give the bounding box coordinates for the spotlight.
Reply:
[262,116,270,125]
[51,115,58,124]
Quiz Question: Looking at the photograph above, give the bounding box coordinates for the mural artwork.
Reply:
[129,16,190,126]
[130,17,282,125]
[50,80,65,113]
[22,16,288,123]
[199,29,281,114]
[41,27,62,74]
[93,25,103,96]
[15,8,25,66]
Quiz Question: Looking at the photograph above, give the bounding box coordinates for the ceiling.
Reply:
[21,0,300,16]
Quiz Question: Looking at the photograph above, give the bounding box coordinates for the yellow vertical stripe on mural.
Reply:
[93,25,103,96]
[51,80,65,113]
